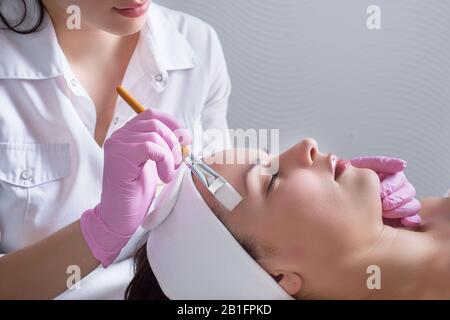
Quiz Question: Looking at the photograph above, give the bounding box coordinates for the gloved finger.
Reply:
[125,119,182,167]
[127,108,183,132]
[377,173,388,182]
[383,198,421,219]
[110,140,166,166]
[117,132,178,183]
[122,109,192,146]
[153,144,176,183]
[400,214,422,228]
[350,156,406,174]
[144,132,181,175]
[380,171,407,199]
[112,131,182,169]
[174,127,192,146]
[382,182,416,211]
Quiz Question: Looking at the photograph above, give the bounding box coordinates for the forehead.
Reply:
[204,149,269,166]
[203,148,269,194]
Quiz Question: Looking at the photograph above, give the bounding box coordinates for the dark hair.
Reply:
[125,235,262,300]
[125,242,169,300]
[0,0,45,34]
[125,175,276,300]
[125,204,265,300]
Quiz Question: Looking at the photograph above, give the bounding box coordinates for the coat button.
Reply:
[154,74,164,82]
[20,169,33,180]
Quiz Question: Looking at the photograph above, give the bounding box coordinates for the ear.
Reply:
[272,271,303,296]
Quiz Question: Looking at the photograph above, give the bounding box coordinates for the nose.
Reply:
[278,138,321,170]
[301,138,319,166]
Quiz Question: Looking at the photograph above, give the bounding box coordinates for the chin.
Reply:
[94,14,148,36]
[366,168,381,191]
[104,22,146,36]
[346,167,381,201]
[360,168,382,206]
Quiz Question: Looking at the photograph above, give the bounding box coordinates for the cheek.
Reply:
[65,0,107,12]
[282,173,322,201]
[271,174,355,242]
[79,0,112,8]
[265,175,335,243]
[277,173,335,220]
[71,1,112,24]
[260,169,382,264]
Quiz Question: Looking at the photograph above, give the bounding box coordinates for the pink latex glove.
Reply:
[350,156,422,228]
[80,108,191,267]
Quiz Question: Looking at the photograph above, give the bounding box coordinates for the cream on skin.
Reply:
[194,138,450,299]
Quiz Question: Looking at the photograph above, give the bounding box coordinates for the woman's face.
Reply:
[44,0,150,35]
[196,138,384,297]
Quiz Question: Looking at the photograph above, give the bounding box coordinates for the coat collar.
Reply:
[0,12,62,79]
[0,3,197,80]
[147,4,197,71]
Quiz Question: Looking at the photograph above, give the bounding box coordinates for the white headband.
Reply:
[141,164,293,300]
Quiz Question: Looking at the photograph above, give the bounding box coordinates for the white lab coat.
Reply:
[0,3,231,299]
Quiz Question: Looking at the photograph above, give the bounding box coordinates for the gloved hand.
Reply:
[350,156,422,228]
[80,108,191,267]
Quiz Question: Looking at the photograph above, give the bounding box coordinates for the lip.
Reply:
[113,1,149,18]
[335,159,350,181]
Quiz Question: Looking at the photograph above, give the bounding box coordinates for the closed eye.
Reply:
[267,172,278,193]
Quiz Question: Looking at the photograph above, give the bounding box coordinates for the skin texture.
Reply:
[194,139,450,299]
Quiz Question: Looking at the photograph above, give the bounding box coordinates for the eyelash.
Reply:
[267,173,278,193]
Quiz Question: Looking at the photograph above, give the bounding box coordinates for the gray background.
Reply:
[157,0,450,197]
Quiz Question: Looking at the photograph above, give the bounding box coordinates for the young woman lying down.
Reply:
[125,138,450,300]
